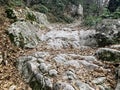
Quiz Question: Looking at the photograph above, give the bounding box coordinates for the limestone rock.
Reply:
[75,80,94,90]
[53,82,75,90]
[49,69,58,77]
[111,44,120,50]
[13,7,51,29]
[7,21,41,48]
[39,63,49,73]
[93,33,113,47]
[92,77,106,85]
[96,19,120,45]
[9,85,17,90]
[17,52,112,90]
[41,29,97,49]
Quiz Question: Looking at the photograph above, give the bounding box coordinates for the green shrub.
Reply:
[83,16,102,26]
[36,0,82,23]
[8,0,24,7]
[5,8,17,21]
[101,7,120,19]
[62,15,74,23]
[32,4,48,14]
[101,8,111,18]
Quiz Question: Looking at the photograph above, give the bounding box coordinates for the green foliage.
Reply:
[101,7,120,19]
[83,1,99,17]
[26,12,36,21]
[8,0,24,7]
[5,8,17,20]
[62,15,74,23]
[83,16,102,26]
[32,4,48,14]
[33,0,82,23]
[100,8,111,18]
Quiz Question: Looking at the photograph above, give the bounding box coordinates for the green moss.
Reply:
[26,12,36,22]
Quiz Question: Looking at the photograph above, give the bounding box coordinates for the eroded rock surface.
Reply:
[7,21,41,48]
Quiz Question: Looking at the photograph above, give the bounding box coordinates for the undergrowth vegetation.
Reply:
[1,0,120,25]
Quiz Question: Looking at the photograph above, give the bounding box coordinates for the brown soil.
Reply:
[0,6,31,90]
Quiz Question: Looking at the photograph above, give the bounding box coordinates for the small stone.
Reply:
[111,44,120,50]
[34,52,49,58]
[75,80,94,90]
[53,82,75,90]
[63,70,77,80]
[65,60,80,68]
[39,63,48,73]
[79,60,98,69]
[9,85,16,90]
[49,69,58,76]
[0,52,3,64]
[81,56,97,63]
[37,58,44,63]
[44,77,52,88]
[92,77,106,85]
[98,85,105,90]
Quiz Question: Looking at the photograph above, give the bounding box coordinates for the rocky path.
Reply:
[13,22,116,90]
[5,8,120,90]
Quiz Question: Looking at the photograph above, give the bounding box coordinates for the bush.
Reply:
[83,16,102,26]
[32,4,48,14]
[101,7,120,19]
[8,0,24,7]
[62,15,74,23]
[5,8,17,20]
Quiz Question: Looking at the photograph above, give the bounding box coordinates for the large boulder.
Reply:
[13,7,51,28]
[96,19,120,35]
[93,33,114,47]
[95,48,120,61]
[7,21,41,48]
[96,19,120,45]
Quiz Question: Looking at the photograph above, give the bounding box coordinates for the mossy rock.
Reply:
[95,48,120,62]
